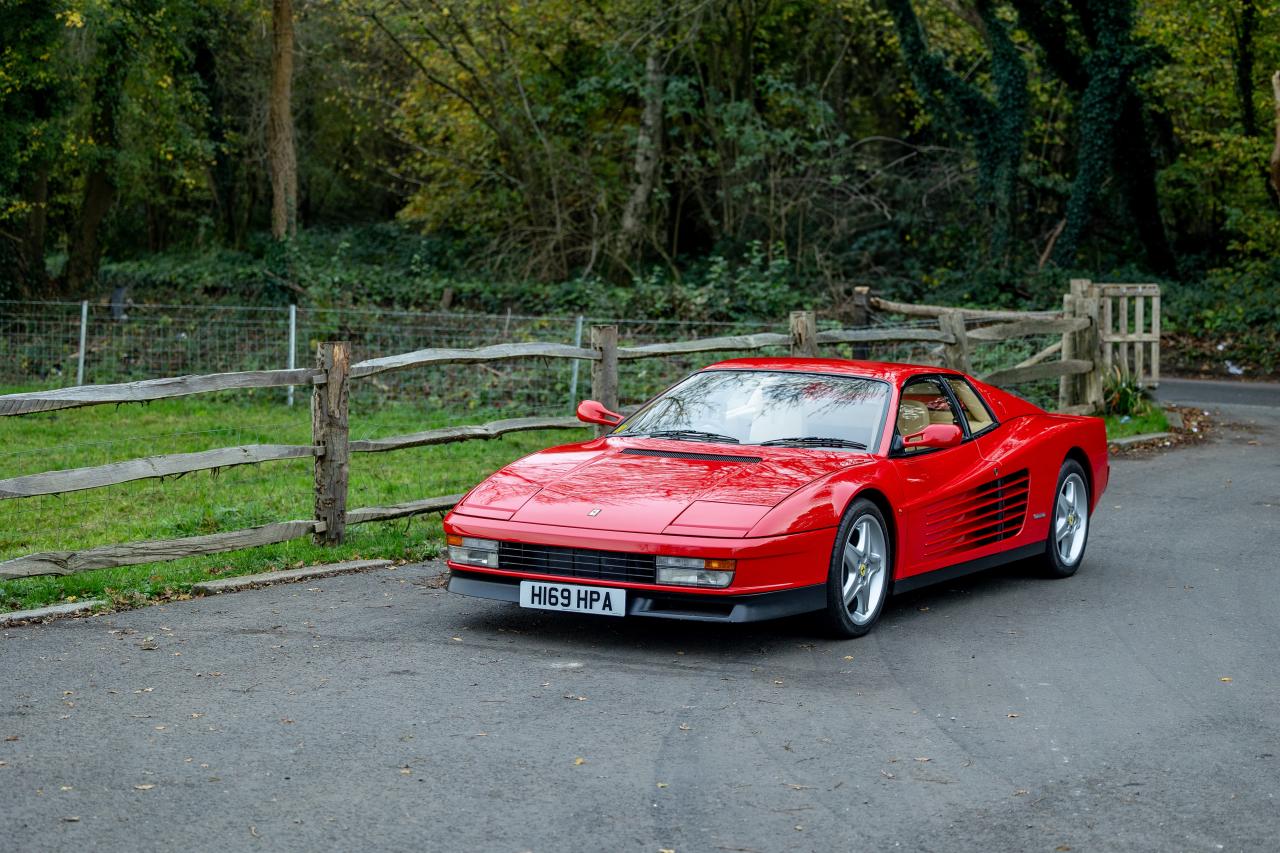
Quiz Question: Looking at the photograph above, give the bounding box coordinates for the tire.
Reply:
[1039,459,1090,578]
[821,498,891,638]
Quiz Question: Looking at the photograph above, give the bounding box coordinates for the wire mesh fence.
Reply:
[0,300,798,415]
[0,300,1068,416]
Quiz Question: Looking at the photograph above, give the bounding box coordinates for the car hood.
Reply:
[454,439,874,537]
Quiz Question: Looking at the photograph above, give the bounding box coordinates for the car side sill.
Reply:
[892,543,1044,595]
[448,570,826,624]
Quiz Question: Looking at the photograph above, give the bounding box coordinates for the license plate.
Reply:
[519,580,626,617]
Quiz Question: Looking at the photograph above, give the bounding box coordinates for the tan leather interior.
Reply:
[897,399,930,437]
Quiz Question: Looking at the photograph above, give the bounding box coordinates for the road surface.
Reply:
[2,382,1277,852]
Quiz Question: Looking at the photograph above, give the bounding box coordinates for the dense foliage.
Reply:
[1,0,1277,370]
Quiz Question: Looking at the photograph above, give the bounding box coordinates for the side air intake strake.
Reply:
[921,468,1031,559]
[620,448,762,464]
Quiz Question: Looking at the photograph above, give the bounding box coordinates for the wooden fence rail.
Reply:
[0,368,323,417]
[0,444,320,500]
[0,282,1156,581]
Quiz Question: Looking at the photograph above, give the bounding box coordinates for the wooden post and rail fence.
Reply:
[0,279,1157,582]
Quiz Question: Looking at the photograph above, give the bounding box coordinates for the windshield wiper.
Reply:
[758,436,868,450]
[626,429,741,444]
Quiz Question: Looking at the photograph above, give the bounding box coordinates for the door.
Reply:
[890,377,999,581]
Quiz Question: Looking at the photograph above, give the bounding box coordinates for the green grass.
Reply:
[0,392,589,613]
[1102,406,1169,440]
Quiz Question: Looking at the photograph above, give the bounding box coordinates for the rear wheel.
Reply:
[822,498,891,638]
[1039,459,1090,578]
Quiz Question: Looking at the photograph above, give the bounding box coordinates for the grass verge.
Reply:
[0,393,589,613]
[1102,407,1170,440]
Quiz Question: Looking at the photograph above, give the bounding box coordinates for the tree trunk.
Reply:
[13,166,50,294]
[64,169,116,294]
[617,47,664,263]
[1233,0,1259,136]
[1270,71,1280,197]
[268,0,297,240]
[64,25,128,295]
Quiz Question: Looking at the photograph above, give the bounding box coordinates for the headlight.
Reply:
[447,535,499,568]
[655,556,735,588]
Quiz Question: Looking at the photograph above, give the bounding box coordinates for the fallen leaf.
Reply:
[450,637,463,642]
[914,757,931,762]
[62,816,80,823]
[280,718,294,724]
[399,767,411,776]
[880,770,895,779]
[1014,789,1029,796]
[917,606,929,612]
[787,784,812,790]
[1055,846,1071,852]
[1220,677,1232,683]
[60,786,72,791]
[563,694,587,701]
[4,736,17,742]
[656,782,668,788]
[773,679,784,685]
[1007,713,1021,719]
[573,757,587,766]
[133,784,155,791]
[678,724,691,731]
[659,848,675,853]
[843,655,854,661]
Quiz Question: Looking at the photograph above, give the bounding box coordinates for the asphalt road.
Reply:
[3,385,1278,853]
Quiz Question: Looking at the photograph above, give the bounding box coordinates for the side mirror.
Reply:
[576,400,624,428]
[903,423,963,450]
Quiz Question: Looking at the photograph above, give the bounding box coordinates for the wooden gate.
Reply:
[1073,280,1160,388]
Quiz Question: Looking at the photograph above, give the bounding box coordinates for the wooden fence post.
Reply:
[313,341,350,545]
[1058,280,1089,411]
[1079,295,1104,411]
[590,325,618,437]
[790,310,817,356]
[938,310,972,374]
[850,287,872,360]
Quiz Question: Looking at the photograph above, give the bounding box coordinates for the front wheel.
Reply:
[1039,459,1090,578]
[822,498,891,638]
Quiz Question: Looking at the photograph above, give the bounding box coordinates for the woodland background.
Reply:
[2,0,1278,373]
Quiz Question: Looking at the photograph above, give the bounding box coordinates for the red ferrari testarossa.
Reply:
[444,358,1109,637]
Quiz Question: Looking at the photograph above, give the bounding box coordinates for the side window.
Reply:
[946,378,996,434]
[897,378,961,454]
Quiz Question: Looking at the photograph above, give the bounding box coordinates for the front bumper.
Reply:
[443,512,837,594]
[448,570,826,623]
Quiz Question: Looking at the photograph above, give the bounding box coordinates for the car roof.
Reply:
[703,357,964,383]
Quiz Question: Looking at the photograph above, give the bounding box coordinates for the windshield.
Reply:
[614,370,890,450]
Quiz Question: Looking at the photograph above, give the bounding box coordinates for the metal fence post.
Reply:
[568,314,584,411]
[76,300,88,386]
[313,341,350,545]
[287,304,297,407]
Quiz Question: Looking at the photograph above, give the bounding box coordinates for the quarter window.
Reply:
[946,378,996,434]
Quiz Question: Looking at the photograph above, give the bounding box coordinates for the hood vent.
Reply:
[621,448,761,464]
